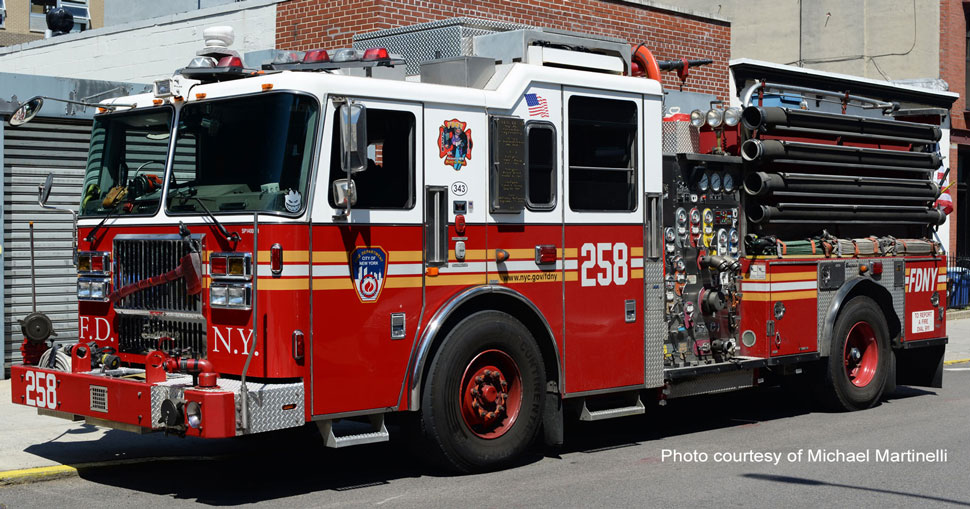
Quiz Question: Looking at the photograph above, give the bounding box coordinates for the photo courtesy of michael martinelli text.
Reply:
[661,448,949,466]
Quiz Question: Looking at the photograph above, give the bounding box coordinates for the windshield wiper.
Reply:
[85,202,123,242]
[193,197,240,243]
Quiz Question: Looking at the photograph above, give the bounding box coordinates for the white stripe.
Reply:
[256,264,309,277]
[440,262,487,274]
[741,281,816,292]
[312,265,351,277]
[742,282,770,292]
[388,263,423,276]
[565,260,578,270]
[631,258,644,269]
[770,281,817,292]
[938,275,948,282]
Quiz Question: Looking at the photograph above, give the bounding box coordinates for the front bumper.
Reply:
[10,365,305,438]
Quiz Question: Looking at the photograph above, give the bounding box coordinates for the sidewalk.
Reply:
[1,314,968,482]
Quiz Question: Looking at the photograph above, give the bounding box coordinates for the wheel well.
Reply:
[420,293,561,395]
[843,280,901,342]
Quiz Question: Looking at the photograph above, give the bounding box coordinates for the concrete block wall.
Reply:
[0,0,281,84]
[274,0,733,101]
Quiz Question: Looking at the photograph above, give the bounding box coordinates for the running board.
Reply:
[579,396,645,421]
[317,414,389,448]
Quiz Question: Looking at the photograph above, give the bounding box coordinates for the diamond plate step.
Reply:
[317,415,390,448]
[579,396,645,421]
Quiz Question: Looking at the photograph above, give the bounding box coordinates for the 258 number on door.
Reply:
[24,371,57,410]
[580,242,628,287]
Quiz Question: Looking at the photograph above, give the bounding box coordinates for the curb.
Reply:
[0,455,219,485]
[944,358,970,366]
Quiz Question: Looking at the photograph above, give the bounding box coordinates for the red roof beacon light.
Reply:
[362,47,390,61]
[216,56,244,68]
[303,49,331,64]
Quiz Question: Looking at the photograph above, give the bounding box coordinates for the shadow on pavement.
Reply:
[42,383,939,505]
[743,473,970,507]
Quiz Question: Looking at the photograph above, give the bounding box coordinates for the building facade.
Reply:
[0,0,103,46]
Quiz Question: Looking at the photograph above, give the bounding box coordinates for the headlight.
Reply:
[706,108,724,128]
[78,280,91,299]
[724,107,742,126]
[210,286,228,306]
[228,286,247,306]
[186,401,202,429]
[90,281,105,300]
[690,109,705,128]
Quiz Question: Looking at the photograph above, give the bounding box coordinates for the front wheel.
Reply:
[420,311,545,473]
[816,296,891,411]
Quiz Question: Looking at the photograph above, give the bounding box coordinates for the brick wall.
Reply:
[275,0,732,100]
[939,0,966,252]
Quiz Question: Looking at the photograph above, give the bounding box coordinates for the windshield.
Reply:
[80,108,174,217]
[166,93,319,215]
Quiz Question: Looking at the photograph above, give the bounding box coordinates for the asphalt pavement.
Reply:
[0,319,970,500]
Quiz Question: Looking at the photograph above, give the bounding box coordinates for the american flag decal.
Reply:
[525,93,549,117]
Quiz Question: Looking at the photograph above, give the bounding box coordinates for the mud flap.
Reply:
[542,382,563,446]
[894,344,944,389]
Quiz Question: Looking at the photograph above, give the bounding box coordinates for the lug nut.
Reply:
[484,369,492,377]
[471,387,479,397]
[472,400,479,409]
[475,375,484,384]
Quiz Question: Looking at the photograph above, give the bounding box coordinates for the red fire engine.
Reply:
[8,25,948,473]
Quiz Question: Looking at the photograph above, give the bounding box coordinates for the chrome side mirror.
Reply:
[339,102,368,174]
[332,178,357,208]
[39,173,54,206]
[10,96,44,126]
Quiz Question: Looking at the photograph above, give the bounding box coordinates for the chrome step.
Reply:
[317,414,390,448]
[579,396,645,421]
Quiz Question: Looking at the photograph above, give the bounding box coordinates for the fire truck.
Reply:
[8,24,948,473]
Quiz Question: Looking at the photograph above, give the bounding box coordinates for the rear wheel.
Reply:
[816,296,890,410]
[420,311,544,472]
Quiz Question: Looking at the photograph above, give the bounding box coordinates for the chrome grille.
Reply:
[113,236,203,313]
[117,314,206,357]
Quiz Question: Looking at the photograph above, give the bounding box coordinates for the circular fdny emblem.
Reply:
[360,274,380,299]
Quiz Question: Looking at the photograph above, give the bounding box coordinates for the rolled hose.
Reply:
[743,171,940,199]
[747,204,946,225]
[38,347,71,372]
[741,138,941,169]
[741,106,942,142]
[632,44,661,81]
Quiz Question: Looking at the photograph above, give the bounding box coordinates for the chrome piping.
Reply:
[407,284,563,410]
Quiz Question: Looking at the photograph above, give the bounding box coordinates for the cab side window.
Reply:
[328,109,416,209]
[568,96,637,211]
[526,122,556,210]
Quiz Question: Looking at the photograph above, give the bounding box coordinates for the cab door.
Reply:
[562,88,645,394]
[310,98,424,416]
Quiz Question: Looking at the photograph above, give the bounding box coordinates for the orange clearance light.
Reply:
[859,264,869,274]
[173,96,184,102]
[97,107,107,113]
[426,267,439,277]
[261,83,274,91]
[195,93,207,100]
[152,99,163,105]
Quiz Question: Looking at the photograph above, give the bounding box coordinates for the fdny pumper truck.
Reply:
[8,24,948,473]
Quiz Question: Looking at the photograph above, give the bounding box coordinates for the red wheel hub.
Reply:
[843,321,879,387]
[459,349,522,439]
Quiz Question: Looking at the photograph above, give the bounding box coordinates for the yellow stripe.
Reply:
[631,247,644,257]
[257,251,310,263]
[257,278,310,290]
[384,276,423,289]
[632,269,643,279]
[937,283,948,291]
[744,290,818,301]
[450,249,487,262]
[566,272,577,281]
[564,248,578,258]
[312,278,353,290]
[313,251,348,263]
[389,250,423,262]
[426,274,484,286]
[768,271,817,282]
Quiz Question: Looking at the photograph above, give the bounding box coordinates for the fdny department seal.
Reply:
[351,247,387,303]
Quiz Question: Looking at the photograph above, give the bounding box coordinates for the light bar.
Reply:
[362,47,390,61]
[187,56,217,69]
[331,48,361,63]
[303,49,330,64]
[216,56,244,68]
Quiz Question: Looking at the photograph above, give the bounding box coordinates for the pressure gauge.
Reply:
[703,209,714,225]
[684,301,696,315]
[723,172,735,193]
[690,208,701,225]
[710,172,722,192]
[676,207,688,226]
[665,227,677,242]
[717,228,729,253]
[674,256,686,272]
[698,172,710,192]
[729,228,740,245]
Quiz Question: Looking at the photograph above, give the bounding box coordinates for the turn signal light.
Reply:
[871,261,883,276]
[293,330,305,361]
[271,244,283,276]
[210,253,251,278]
[535,245,557,264]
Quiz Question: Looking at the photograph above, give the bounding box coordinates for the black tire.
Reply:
[816,296,891,411]
[419,310,545,473]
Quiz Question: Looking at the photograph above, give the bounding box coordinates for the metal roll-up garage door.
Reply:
[3,118,92,373]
